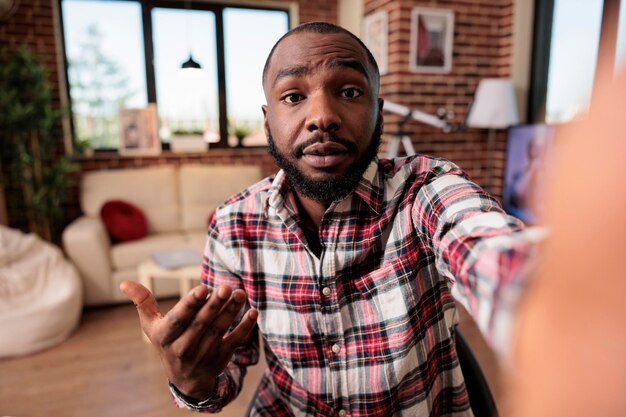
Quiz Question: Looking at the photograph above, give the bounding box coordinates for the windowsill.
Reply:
[71,146,269,161]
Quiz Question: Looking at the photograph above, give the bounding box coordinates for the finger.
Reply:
[155,285,210,346]
[170,284,234,349]
[120,280,162,331]
[222,308,258,350]
[209,289,249,336]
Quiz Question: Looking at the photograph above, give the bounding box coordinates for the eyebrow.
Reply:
[272,66,311,86]
[325,58,368,79]
[271,58,370,87]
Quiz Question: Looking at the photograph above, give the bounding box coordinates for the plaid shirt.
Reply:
[171,155,533,416]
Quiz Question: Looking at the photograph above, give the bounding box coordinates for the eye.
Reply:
[340,87,363,99]
[283,93,304,104]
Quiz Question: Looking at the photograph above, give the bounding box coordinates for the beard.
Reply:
[267,117,382,203]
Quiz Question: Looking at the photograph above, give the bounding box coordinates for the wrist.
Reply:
[171,378,218,405]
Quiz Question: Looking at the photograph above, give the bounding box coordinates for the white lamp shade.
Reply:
[467,78,519,129]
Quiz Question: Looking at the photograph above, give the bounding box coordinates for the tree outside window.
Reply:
[60,0,289,151]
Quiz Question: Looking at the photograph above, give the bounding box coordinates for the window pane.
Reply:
[224,8,288,147]
[152,8,219,144]
[545,0,603,124]
[62,0,147,149]
[615,1,626,74]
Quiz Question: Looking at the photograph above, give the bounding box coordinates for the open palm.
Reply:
[120,281,258,401]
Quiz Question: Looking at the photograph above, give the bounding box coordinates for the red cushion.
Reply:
[100,200,148,242]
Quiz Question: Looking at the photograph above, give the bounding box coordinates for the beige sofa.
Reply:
[62,164,263,306]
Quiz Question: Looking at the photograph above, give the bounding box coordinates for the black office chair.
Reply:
[454,325,499,417]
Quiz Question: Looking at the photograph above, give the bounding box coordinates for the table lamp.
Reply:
[466,78,519,189]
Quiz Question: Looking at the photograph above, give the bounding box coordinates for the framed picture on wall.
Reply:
[362,10,388,75]
[119,104,161,156]
[409,8,454,73]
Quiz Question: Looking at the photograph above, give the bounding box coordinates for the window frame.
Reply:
[57,0,292,152]
[528,0,622,124]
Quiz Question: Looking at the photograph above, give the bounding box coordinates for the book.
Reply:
[151,248,202,269]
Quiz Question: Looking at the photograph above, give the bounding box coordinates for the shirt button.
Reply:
[338,410,347,417]
[331,344,341,354]
[322,287,331,296]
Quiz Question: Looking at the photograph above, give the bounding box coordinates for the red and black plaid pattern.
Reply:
[171,155,531,416]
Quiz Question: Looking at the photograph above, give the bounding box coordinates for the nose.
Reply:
[305,91,341,133]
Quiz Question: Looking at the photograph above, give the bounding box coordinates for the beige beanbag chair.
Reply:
[0,225,83,357]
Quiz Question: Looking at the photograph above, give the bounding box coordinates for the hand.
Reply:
[510,71,626,416]
[120,280,258,401]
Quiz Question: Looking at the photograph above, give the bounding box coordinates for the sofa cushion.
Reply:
[110,233,188,270]
[178,165,263,232]
[100,200,148,242]
[81,166,179,234]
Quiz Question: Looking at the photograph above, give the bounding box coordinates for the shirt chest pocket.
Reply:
[347,257,425,361]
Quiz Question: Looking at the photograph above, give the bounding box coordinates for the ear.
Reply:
[377,98,385,125]
[262,105,269,138]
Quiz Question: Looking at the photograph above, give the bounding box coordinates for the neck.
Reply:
[294,193,330,230]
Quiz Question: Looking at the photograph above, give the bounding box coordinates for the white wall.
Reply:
[338,0,364,35]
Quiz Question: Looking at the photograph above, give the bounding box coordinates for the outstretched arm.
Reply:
[413,167,541,353]
[511,71,626,417]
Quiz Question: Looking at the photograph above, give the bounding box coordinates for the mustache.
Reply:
[292,134,358,158]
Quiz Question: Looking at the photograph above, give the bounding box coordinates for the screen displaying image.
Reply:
[502,124,556,225]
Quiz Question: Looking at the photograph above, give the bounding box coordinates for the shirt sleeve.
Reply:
[169,213,260,412]
[412,169,542,355]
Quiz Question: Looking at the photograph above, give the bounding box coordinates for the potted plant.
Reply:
[170,128,207,153]
[0,46,76,242]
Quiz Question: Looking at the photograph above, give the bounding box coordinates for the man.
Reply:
[121,22,533,416]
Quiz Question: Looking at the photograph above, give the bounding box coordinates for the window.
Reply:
[152,8,219,144]
[61,0,147,149]
[224,8,289,147]
[545,0,603,124]
[59,0,289,151]
[528,0,624,124]
[615,2,626,72]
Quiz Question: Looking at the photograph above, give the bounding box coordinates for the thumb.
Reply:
[120,280,162,331]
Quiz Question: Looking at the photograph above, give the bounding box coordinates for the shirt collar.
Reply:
[265,158,385,216]
[352,158,385,214]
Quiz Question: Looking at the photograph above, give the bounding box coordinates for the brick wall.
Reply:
[367,0,514,196]
[0,0,62,108]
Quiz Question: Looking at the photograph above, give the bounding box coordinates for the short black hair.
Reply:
[262,21,380,87]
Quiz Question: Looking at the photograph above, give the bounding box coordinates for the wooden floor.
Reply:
[0,300,508,417]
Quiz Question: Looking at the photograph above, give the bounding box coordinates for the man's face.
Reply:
[262,31,383,202]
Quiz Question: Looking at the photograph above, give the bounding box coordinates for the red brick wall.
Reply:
[0,0,62,108]
[367,0,514,196]
[300,0,338,23]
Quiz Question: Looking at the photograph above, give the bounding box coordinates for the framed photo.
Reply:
[362,10,388,75]
[119,104,161,156]
[409,8,454,73]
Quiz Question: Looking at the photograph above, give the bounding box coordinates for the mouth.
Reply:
[301,142,350,169]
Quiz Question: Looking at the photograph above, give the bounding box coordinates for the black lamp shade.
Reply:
[181,54,201,69]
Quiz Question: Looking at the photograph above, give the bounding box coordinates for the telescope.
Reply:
[382,100,454,158]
